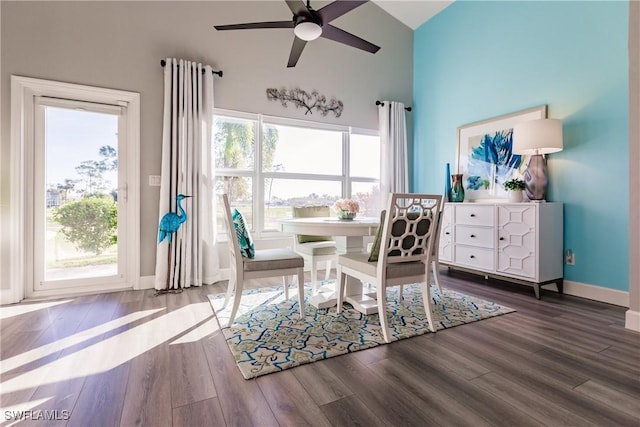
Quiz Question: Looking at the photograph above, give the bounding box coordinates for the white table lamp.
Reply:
[512,118,563,201]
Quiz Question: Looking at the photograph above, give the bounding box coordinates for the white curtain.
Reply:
[379,101,409,197]
[154,58,220,290]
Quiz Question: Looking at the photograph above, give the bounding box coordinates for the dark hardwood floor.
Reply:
[1,270,639,426]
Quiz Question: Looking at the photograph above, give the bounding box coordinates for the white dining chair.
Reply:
[291,206,338,294]
[221,194,305,327]
[398,196,445,299]
[336,193,442,342]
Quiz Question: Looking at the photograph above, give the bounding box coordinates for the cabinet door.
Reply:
[496,205,537,279]
[439,205,453,262]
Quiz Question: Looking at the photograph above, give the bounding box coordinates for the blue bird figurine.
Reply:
[158,194,192,244]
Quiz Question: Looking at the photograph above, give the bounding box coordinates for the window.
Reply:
[213,110,380,237]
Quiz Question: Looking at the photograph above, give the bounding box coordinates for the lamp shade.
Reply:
[512,118,563,155]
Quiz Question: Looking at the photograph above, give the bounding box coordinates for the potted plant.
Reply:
[333,198,360,220]
[503,178,526,202]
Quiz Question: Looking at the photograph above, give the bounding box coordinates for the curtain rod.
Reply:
[376,100,411,112]
[160,59,223,78]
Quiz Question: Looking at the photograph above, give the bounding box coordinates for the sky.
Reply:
[264,124,379,200]
[45,107,118,192]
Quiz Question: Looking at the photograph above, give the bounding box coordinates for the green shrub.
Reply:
[53,196,117,255]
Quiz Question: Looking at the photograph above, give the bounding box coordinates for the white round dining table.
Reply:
[278,216,380,314]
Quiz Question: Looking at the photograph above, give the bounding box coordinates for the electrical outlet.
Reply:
[149,175,161,187]
[565,250,575,265]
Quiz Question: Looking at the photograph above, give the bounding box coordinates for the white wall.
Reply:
[0,1,413,290]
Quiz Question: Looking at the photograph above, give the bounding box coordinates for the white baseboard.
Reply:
[138,271,230,291]
[0,288,19,305]
[625,309,640,332]
[138,275,156,290]
[562,280,629,307]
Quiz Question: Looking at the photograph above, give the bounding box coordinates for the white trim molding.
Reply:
[563,280,629,308]
[625,310,640,332]
[627,0,640,332]
[139,276,156,290]
[140,270,229,291]
[9,76,141,303]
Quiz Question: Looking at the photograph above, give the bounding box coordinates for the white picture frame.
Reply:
[456,105,547,201]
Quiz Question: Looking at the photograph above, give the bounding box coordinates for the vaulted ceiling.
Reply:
[371,0,453,29]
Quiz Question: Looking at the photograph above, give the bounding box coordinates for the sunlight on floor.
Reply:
[0,300,74,320]
[1,309,164,375]
[0,302,214,395]
[209,288,290,325]
[169,316,220,344]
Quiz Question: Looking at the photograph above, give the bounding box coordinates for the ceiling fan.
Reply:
[214,0,380,68]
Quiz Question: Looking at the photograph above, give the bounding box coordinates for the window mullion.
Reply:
[343,131,350,198]
[255,115,263,233]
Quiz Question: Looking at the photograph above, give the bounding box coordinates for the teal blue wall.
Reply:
[413,1,629,291]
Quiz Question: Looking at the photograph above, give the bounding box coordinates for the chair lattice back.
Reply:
[380,193,442,265]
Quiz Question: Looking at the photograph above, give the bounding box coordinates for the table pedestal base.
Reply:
[308,285,339,310]
[344,291,378,315]
[307,281,379,315]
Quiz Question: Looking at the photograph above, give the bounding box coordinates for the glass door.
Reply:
[32,97,129,295]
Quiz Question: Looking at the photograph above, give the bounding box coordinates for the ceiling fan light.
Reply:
[294,22,322,41]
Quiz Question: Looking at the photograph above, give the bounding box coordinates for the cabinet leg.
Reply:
[557,279,564,294]
[534,284,541,300]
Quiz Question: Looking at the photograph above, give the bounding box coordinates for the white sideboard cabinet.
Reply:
[438,202,563,299]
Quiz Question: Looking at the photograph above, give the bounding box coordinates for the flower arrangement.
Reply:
[503,178,526,191]
[333,199,359,214]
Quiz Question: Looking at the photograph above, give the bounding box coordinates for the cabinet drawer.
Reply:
[455,225,493,248]
[454,245,494,271]
[455,205,494,226]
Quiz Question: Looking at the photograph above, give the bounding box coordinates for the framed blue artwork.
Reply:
[456,105,547,201]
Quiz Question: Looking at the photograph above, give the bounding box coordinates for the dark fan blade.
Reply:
[318,0,368,23]
[287,37,307,68]
[285,0,308,16]
[320,24,380,54]
[214,21,294,31]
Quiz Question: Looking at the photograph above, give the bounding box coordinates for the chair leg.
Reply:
[227,277,244,328]
[377,284,391,342]
[296,269,305,319]
[223,275,235,309]
[398,284,404,301]
[432,260,443,294]
[311,260,319,294]
[283,276,289,300]
[325,260,332,281]
[420,276,437,333]
[336,267,346,313]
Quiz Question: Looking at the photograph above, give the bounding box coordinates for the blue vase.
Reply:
[450,174,465,202]
[445,163,452,202]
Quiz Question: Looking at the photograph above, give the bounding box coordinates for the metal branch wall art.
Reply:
[266,87,343,118]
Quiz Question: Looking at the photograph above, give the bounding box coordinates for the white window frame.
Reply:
[8,76,140,303]
[213,108,380,240]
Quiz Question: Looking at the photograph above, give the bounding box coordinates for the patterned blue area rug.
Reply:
[208,284,514,379]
